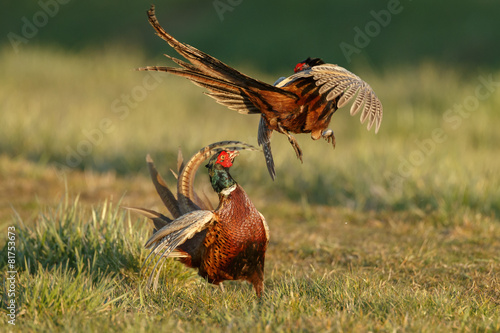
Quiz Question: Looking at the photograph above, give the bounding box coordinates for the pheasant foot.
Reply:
[322,129,336,149]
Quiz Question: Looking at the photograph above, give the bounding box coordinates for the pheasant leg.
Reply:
[278,123,303,163]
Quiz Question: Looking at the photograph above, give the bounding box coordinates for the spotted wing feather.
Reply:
[143,210,215,289]
[311,64,383,132]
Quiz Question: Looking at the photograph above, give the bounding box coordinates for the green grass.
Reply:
[1,46,499,331]
[1,198,499,331]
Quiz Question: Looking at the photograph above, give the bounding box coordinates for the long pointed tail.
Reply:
[138,65,262,115]
[144,5,287,91]
[138,5,297,115]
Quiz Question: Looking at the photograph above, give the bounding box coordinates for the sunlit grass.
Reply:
[0,197,498,331]
[1,46,499,217]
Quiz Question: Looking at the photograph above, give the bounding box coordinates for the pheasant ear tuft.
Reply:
[294,57,325,72]
[294,60,308,73]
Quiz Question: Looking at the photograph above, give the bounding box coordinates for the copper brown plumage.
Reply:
[128,141,269,297]
[138,5,383,180]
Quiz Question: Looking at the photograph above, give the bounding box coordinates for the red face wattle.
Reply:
[216,151,238,168]
[294,62,306,73]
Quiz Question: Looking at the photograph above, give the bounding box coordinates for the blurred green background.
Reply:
[2,0,500,71]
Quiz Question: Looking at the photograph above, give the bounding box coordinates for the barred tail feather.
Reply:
[124,206,171,233]
[146,154,181,219]
[257,117,276,180]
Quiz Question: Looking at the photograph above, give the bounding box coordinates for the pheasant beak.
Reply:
[227,150,239,161]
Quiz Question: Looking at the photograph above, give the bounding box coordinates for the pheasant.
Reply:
[138,5,383,180]
[128,141,269,297]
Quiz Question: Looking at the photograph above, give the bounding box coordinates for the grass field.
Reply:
[0,46,499,332]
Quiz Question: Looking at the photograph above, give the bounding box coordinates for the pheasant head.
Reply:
[206,150,239,194]
[294,57,325,73]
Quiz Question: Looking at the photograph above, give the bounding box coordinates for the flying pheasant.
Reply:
[128,141,269,297]
[138,5,383,180]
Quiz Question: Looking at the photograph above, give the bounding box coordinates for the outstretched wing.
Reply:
[145,210,214,250]
[276,64,383,132]
[143,209,215,290]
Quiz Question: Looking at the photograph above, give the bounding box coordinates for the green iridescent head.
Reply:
[206,150,238,193]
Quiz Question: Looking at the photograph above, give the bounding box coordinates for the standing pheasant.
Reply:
[129,141,269,297]
[138,5,383,180]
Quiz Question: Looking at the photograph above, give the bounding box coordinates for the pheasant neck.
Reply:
[210,166,237,194]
